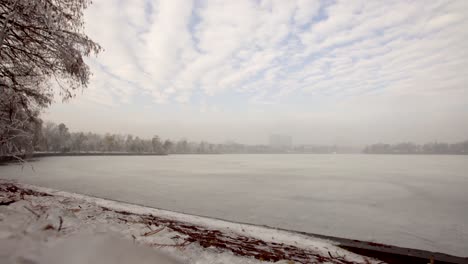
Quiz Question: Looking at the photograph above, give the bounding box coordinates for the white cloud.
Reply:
[80,0,468,105]
[46,0,468,144]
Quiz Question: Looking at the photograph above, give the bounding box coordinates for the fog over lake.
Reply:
[1,154,467,257]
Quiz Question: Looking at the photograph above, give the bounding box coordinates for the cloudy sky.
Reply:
[46,0,468,145]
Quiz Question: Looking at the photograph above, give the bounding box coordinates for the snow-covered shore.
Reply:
[0,180,381,264]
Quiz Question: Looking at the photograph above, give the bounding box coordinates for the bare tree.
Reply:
[0,0,101,157]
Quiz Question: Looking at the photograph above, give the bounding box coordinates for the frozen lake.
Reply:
[1,154,467,256]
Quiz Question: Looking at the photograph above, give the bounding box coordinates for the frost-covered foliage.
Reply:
[36,121,167,154]
[0,0,100,156]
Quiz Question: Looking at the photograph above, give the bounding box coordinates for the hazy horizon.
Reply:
[45,0,468,145]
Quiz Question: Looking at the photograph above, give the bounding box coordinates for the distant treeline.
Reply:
[363,141,468,155]
[26,121,270,154]
[32,122,184,155]
[8,121,467,157]
[13,121,354,156]
[33,122,279,154]
[31,122,259,155]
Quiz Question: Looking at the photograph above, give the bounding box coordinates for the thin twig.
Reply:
[143,226,165,237]
[58,216,63,231]
[151,240,192,248]
[24,205,40,219]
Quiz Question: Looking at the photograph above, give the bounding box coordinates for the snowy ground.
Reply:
[0,180,381,264]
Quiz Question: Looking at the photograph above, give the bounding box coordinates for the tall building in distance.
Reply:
[269,134,292,149]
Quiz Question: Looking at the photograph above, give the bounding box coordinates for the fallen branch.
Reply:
[143,226,165,237]
[58,216,63,231]
[23,205,40,219]
[151,239,192,248]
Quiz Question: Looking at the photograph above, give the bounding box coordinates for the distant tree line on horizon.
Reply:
[15,121,355,156]
[10,120,468,157]
[27,121,260,154]
[363,141,468,155]
[32,122,169,155]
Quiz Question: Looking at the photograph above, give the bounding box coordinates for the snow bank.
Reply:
[0,180,381,264]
